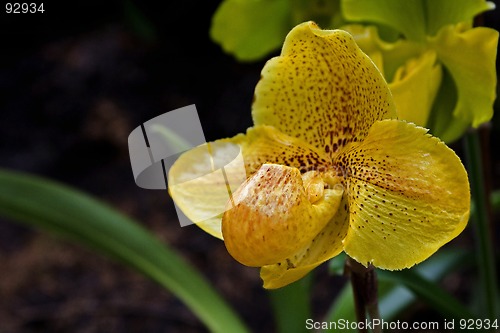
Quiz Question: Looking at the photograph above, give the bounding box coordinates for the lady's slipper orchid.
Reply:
[169,22,470,289]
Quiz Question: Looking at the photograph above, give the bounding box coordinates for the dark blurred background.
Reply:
[0,1,499,333]
[0,1,342,332]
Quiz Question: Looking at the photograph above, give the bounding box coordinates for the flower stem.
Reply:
[464,128,498,319]
[345,257,382,333]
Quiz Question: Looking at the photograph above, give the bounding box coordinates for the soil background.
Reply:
[0,1,499,332]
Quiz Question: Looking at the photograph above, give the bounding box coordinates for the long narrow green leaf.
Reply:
[377,269,475,320]
[0,169,250,333]
[323,250,473,332]
[321,282,357,332]
[269,274,312,333]
[465,130,499,319]
[378,249,469,320]
[492,190,500,212]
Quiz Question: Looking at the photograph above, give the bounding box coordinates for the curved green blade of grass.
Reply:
[377,266,475,320]
[323,250,474,332]
[0,169,250,333]
[269,274,312,333]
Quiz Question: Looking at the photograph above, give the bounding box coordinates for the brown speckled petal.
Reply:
[168,125,330,239]
[222,164,343,267]
[339,120,470,269]
[252,21,397,158]
[240,125,331,175]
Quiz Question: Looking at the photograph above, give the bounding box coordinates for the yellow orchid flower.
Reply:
[169,22,470,289]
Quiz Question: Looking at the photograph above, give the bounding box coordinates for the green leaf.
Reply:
[426,67,468,143]
[378,249,470,319]
[341,0,426,42]
[341,0,495,41]
[290,0,342,28]
[323,249,472,332]
[464,131,499,319]
[269,274,312,333]
[123,0,158,42]
[425,0,495,36]
[492,190,500,213]
[321,279,395,332]
[0,169,250,333]
[377,269,475,320]
[328,252,346,276]
[322,282,357,332]
[428,23,498,128]
[210,0,291,61]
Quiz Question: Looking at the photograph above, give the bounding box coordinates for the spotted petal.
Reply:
[168,125,330,239]
[252,21,396,159]
[222,164,343,267]
[339,119,470,269]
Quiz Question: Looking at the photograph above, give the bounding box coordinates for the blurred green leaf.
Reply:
[290,0,342,28]
[124,0,158,42]
[377,269,475,320]
[210,0,291,61]
[0,169,250,333]
[342,0,426,42]
[322,282,357,332]
[323,249,473,332]
[465,130,499,319]
[378,249,470,319]
[269,274,312,333]
[492,190,500,212]
[425,0,495,36]
[342,0,494,41]
[328,252,347,276]
[428,23,498,128]
[426,67,465,143]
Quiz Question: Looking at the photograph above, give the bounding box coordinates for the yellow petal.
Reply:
[261,194,348,289]
[241,125,330,175]
[168,139,247,239]
[252,21,396,158]
[168,125,330,239]
[339,119,470,269]
[222,164,343,267]
[389,51,442,126]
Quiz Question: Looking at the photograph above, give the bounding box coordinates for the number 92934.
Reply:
[6,3,44,13]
